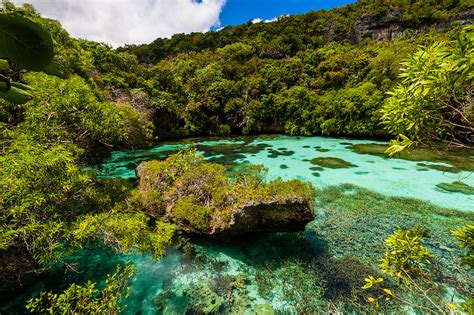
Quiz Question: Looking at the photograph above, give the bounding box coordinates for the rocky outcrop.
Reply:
[354,9,474,42]
[133,149,316,236]
[354,10,404,42]
[218,199,314,235]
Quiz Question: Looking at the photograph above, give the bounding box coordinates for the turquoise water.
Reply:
[4,135,473,314]
[96,135,473,211]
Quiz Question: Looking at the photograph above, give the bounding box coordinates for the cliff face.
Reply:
[216,200,314,235]
[354,9,474,42]
[354,11,404,42]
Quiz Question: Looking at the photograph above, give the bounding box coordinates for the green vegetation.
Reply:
[381,26,473,154]
[362,226,473,313]
[2,1,472,144]
[0,14,54,104]
[452,224,474,267]
[26,264,134,314]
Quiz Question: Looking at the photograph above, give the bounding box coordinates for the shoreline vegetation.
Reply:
[0,0,473,313]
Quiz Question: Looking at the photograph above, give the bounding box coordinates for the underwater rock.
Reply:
[436,181,474,195]
[185,281,222,314]
[351,143,473,172]
[417,163,460,173]
[255,304,275,315]
[310,157,356,169]
[316,148,330,152]
[151,290,189,313]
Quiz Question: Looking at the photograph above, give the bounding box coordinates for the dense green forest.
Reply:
[0,0,473,313]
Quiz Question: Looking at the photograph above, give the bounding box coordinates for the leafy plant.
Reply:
[362,226,473,313]
[0,14,53,70]
[0,14,54,104]
[380,226,432,281]
[381,27,473,151]
[452,224,474,268]
[26,264,135,314]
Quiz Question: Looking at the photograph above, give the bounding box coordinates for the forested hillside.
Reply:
[3,0,472,145]
[118,0,473,140]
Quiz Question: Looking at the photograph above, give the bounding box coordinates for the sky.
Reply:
[12,0,356,47]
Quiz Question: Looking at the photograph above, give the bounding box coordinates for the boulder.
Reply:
[134,149,315,235]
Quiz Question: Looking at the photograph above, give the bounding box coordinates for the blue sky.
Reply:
[220,0,356,26]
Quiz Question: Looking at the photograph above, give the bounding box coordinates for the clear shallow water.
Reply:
[4,135,472,314]
[95,135,473,211]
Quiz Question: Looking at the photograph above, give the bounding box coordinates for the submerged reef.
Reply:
[350,143,474,172]
[134,148,316,235]
[436,181,474,195]
[310,157,356,169]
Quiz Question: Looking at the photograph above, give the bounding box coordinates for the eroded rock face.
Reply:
[219,200,315,235]
[354,10,404,42]
[354,9,474,42]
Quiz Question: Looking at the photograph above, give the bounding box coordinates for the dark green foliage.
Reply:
[0,84,32,104]
[452,224,474,268]
[0,15,53,70]
[26,264,134,314]
[124,1,471,64]
[0,13,54,105]
[115,4,470,139]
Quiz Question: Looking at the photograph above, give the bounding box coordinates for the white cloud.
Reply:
[252,16,284,24]
[12,0,227,47]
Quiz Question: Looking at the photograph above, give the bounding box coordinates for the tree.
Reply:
[381,26,473,155]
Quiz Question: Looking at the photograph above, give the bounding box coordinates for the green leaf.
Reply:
[11,81,34,91]
[0,85,32,104]
[0,15,54,71]
[43,60,69,79]
[0,59,8,71]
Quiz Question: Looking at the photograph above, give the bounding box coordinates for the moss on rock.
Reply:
[310,157,356,169]
[436,181,474,195]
